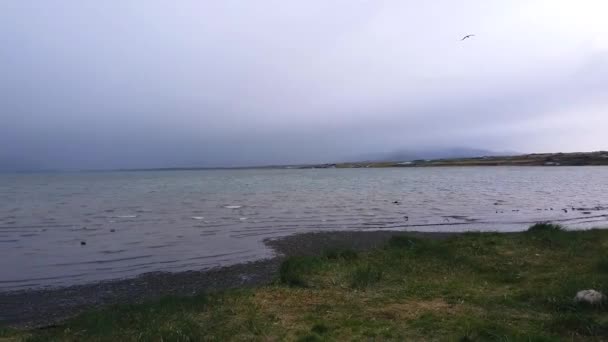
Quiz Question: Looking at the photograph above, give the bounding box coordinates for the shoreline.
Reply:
[0,230,458,329]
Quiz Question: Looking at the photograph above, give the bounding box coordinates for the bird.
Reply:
[461,34,475,41]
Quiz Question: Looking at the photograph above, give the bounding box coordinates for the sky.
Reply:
[1,0,607,169]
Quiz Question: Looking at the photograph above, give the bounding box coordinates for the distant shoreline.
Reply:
[2,151,607,173]
[304,151,608,169]
[109,151,608,171]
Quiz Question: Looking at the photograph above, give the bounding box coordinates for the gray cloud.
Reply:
[1,0,607,169]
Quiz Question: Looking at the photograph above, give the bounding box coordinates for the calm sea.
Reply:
[1,167,607,290]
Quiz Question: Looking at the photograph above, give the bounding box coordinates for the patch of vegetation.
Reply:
[389,235,454,259]
[324,249,358,261]
[524,222,575,249]
[5,225,608,341]
[0,327,16,337]
[596,257,608,273]
[386,235,420,249]
[279,256,323,287]
[296,333,324,342]
[310,323,329,335]
[350,263,383,289]
[0,327,23,341]
[527,222,564,233]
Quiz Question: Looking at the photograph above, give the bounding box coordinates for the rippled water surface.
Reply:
[1,167,608,290]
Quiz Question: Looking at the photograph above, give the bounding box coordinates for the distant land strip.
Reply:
[111,151,608,172]
[304,151,608,169]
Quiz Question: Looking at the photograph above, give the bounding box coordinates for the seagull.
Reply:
[461,34,475,41]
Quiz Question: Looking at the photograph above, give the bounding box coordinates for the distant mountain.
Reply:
[356,147,517,163]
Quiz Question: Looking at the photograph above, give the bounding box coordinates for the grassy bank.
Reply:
[5,224,608,341]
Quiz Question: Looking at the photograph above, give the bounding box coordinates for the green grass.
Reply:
[323,248,358,261]
[349,262,383,289]
[5,226,608,341]
[279,256,324,287]
[527,222,564,233]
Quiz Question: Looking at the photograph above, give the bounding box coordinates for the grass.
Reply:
[527,222,565,232]
[5,225,608,341]
[279,256,323,287]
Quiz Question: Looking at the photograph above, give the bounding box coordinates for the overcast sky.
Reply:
[1,0,607,169]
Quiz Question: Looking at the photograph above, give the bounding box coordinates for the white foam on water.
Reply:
[191,216,205,220]
[224,205,242,209]
[114,215,138,218]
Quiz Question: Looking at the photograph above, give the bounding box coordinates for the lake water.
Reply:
[1,167,608,291]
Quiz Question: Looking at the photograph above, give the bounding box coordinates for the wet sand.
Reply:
[0,230,457,328]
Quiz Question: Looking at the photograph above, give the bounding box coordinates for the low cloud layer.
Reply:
[1,0,607,169]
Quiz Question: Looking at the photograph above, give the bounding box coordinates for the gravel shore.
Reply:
[0,230,457,328]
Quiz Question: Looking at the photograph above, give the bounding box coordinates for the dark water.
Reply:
[1,167,607,291]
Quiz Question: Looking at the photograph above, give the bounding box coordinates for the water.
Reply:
[1,167,608,291]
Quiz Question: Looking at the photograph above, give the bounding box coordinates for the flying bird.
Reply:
[461,34,475,41]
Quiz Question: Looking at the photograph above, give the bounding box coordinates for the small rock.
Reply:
[574,289,605,305]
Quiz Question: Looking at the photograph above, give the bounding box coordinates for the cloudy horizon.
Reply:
[1,0,607,170]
